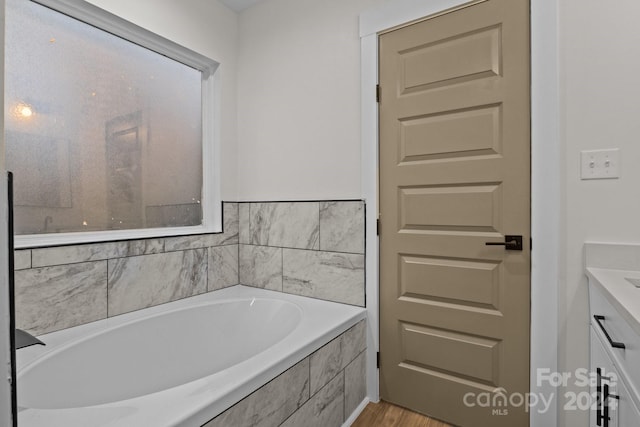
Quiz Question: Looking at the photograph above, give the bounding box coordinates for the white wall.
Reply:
[0,0,11,423]
[559,1,640,425]
[236,0,391,200]
[240,2,640,426]
[85,0,239,201]
[6,2,639,426]
[48,3,640,427]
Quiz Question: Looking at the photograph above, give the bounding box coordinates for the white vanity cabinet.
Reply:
[618,372,640,427]
[589,276,640,427]
[590,327,620,427]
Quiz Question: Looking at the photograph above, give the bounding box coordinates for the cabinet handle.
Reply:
[596,368,602,426]
[602,383,620,427]
[603,383,610,427]
[594,315,626,349]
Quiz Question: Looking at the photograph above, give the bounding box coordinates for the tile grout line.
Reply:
[308,353,312,408]
[236,242,240,287]
[318,202,321,252]
[205,246,210,293]
[235,203,240,287]
[237,242,364,256]
[239,202,245,285]
[248,202,252,246]
[343,368,346,423]
[106,256,110,318]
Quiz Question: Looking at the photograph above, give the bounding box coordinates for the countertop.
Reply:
[587,267,640,337]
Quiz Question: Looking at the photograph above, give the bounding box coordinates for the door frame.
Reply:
[359,1,561,426]
[0,1,13,425]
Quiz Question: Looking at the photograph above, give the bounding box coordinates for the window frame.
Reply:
[13,0,222,249]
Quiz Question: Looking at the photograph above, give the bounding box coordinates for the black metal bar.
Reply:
[596,367,602,426]
[7,172,17,427]
[485,235,523,251]
[603,383,610,427]
[485,242,517,246]
[594,315,626,349]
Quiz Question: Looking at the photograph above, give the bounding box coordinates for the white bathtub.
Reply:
[17,285,366,426]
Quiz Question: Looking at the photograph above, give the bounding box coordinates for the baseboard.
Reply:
[342,397,370,427]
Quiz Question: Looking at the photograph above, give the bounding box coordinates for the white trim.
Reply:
[31,0,219,75]
[360,1,560,426]
[0,173,14,426]
[361,33,379,404]
[13,0,222,249]
[529,1,560,425]
[359,0,480,37]
[15,225,213,249]
[201,61,223,235]
[342,398,370,427]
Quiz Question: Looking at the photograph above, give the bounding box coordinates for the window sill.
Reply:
[15,224,222,250]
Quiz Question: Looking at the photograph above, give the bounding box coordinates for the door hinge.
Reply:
[377,351,380,368]
[376,84,381,103]
[376,219,380,236]
[530,238,532,250]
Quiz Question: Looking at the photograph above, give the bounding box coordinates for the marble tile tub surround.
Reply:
[13,200,365,336]
[204,319,367,427]
[14,202,239,336]
[239,200,366,307]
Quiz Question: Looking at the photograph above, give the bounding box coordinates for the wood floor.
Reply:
[352,401,454,427]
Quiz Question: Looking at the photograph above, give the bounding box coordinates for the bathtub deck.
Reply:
[17,285,366,427]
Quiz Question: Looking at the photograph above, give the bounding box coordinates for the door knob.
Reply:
[485,235,523,251]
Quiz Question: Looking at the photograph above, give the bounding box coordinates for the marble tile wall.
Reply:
[13,200,368,426]
[239,201,366,306]
[204,319,367,427]
[13,200,367,335]
[14,202,239,336]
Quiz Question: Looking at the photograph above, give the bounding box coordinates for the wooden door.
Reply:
[379,1,531,426]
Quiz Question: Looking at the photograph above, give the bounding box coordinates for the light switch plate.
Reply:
[580,149,620,180]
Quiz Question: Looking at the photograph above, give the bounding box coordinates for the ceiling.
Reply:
[219,0,266,12]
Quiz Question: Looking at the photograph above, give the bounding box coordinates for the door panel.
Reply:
[399,104,502,162]
[399,184,502,230]
[400,255,500,308]
[400,25,502,92]
[379,1,530,426]
[400,322,501,385]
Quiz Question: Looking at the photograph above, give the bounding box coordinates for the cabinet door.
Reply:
[618,376,640,427]
[591,327,619,427]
